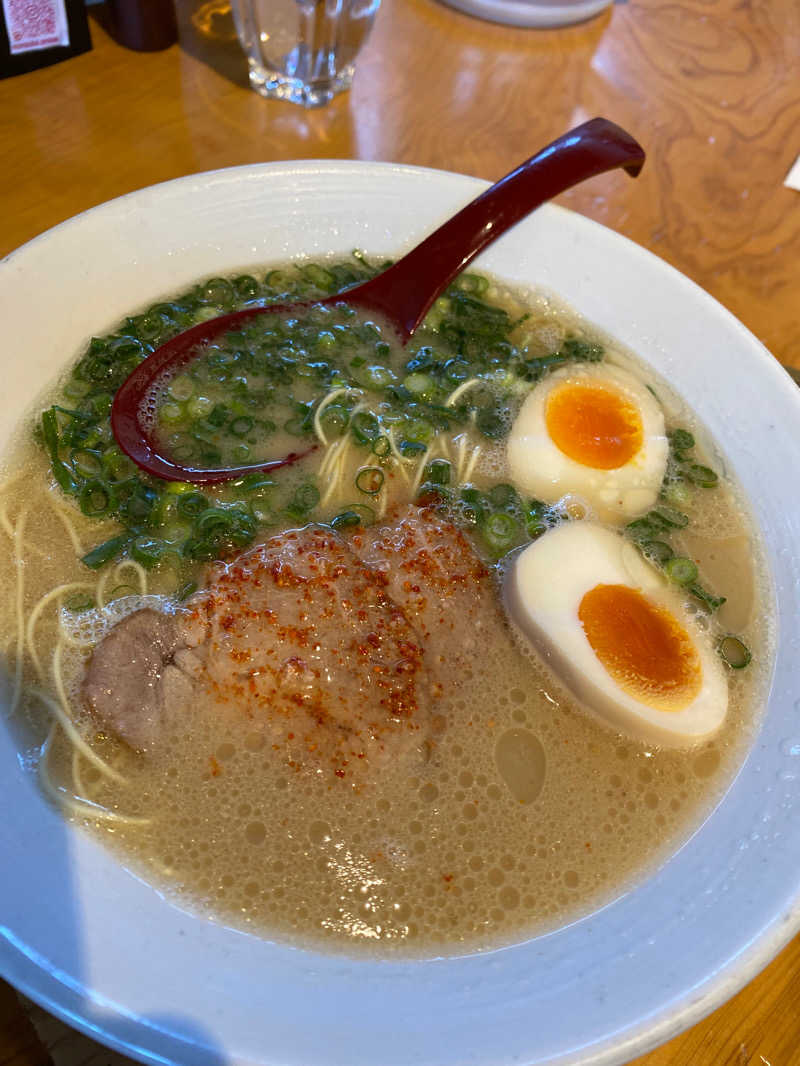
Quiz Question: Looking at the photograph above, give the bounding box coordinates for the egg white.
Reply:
[505,521,728,747]
[507,362,668,524]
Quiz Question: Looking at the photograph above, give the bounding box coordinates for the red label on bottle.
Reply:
[2,0,70,53]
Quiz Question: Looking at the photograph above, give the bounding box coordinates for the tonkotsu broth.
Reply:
[0,263,771,955]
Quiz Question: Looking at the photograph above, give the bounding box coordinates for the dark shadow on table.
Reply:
[176,0,250,90]
[89,0,249,90]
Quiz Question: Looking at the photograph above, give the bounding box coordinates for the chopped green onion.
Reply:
[168,439,194,462]
[426,459,451,487]
[81,533,131,570]
[476,406,505,440]
[718,635,751,669]
[160,402,184,425]
[102,448,135,482]
[70,448,104,479]
[404,419,433,445]
[187,395,213,418]
[364,365,396,388]
[79,481,115,517]
[404,348,434,373]
[524,501,547,539]
[372,436,390,457]
[200,277,234,308]
[660,478,692,509]
[461,487,483,506]
[443,359,470,384]
[176,580,198,602]
[160,520,192,543]
[399,440,427,457]
[626,517,660,542]
[650,505,689,529]
[348,503,375,526]
[64,592,94,612]
[131,536,166,569]
[302,263,335,290]
[41,408,79,495]
[265,269,292,291]
[287,483,320,516]
[177,492,208,518]
[88,392,113,419]
[664,556,699,586]
[404,372,434,397]
[168,375,194,402]
[685,463,718,488]
[642,540,674,566]
[207,404,230,429]
[688,583,726,612]
[351,412,381,443]
[668,428,695,454]
[195,509,232,538]
[284,414,311,436]
[483,512,519,553]
[229,416,254,437]
[355,467,385,495]
[330,510,363,530]
[232,275,260,300]
[320,404,349,436]
[456,273,489,295]
[487,483,519,510]
[237,473,275,493]
[63,379,90,400]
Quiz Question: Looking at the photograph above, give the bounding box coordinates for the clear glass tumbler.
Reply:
[230,0,381,107]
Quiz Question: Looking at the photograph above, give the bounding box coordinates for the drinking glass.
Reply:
[230,0,381,107]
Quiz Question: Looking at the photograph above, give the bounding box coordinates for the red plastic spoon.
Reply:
[111,117,645,484]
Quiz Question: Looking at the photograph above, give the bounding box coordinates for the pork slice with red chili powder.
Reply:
[183,525,430,778]
[83,525,431,779]
[352,506,504,687]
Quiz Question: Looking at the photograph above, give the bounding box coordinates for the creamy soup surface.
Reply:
[0,258,772,955]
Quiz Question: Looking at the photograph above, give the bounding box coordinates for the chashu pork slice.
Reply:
[83,524,430,779]
[352,506,505,687]
[82,607,189,752]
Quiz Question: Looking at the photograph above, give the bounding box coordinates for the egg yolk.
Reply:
[578,584,702,711]
[545,383,643,469]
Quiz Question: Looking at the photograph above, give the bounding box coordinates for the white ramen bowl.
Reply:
[1,161,800,1066]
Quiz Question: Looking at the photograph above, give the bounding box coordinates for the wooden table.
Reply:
[2,1,800,1063]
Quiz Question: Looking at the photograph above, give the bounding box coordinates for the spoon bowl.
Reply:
[110,117,644,484]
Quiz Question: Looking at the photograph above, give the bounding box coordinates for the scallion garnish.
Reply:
[663,556,699,586]
[685,463,718,488]
[482,512,519,554]
[355,467,384,495]
[718,635,751,669]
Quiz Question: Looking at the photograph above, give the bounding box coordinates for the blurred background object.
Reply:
[1,0,90,77]
[434,0,613,29]
[229,0,382,105]
[106,0,177,50]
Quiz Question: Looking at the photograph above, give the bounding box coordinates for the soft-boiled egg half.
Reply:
[505,521,728,746]
[507,362,669,524]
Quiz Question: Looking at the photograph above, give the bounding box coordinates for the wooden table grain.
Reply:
[1,1,800,1063]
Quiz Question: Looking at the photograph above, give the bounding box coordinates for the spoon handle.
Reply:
[352,117,645,342]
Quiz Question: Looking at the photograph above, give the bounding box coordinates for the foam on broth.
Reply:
[0,271,773,956]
